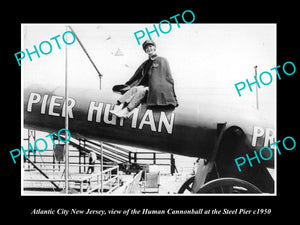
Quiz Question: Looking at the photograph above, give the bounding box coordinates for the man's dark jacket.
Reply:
[123,56,178,107]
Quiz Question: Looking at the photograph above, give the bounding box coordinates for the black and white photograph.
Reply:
[21,23,276,195]
[3,5,298,219]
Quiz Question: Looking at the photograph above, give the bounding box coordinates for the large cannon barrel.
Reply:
[24,85,275,168]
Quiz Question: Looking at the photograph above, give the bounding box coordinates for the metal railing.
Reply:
[128,152,177,174]
[23,163,119,194]
[81,165,119,194]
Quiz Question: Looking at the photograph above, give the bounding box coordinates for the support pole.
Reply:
[67,26,103,91]
[64,26,70,194]
[254,65,259,110]
[100,142,104,193]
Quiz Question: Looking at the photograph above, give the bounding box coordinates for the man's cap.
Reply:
[142,40,156,51]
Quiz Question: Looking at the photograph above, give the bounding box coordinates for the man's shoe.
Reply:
[114,107,130,119]
[110,104,124,115]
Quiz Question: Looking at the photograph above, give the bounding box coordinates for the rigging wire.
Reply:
[67,26,103,90]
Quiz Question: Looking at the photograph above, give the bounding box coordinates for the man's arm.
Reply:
[112,60,147,93]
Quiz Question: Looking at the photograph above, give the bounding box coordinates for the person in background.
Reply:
[87,151,97,174]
